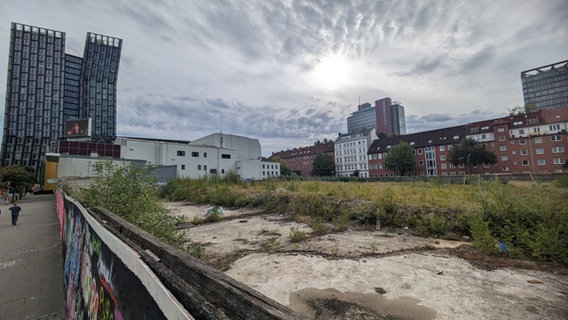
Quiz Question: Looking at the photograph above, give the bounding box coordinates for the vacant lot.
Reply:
[167,202,568,320]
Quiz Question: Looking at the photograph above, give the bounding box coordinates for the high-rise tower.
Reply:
[375,97,406,136]
[521,60,568,110]
[1,22,121,179]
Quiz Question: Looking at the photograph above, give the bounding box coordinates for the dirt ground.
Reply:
[165,202,568,320]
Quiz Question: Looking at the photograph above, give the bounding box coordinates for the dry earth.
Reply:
[165,202,568,320]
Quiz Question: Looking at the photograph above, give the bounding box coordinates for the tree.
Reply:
[449,138,497,174]
[508,103,537,116]
[384,142,416,176]
[311,153,335,176]
[270,156,291,176]
[0,165,35,201]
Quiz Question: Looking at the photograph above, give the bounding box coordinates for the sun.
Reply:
[310,54,351,90]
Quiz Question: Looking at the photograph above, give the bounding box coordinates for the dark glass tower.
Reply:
[81,33,122,141]
[1,22,122,179]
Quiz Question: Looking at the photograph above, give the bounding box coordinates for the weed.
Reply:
[289,226,308,242]
[330,244,339,255]
[261,237,280,251]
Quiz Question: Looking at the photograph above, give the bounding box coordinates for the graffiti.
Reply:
[58,190,167,319]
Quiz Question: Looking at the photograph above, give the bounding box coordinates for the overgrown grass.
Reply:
[70,161,186,246]
[160,177,568,264]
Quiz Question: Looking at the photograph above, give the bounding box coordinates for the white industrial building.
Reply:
[114,133,280,180]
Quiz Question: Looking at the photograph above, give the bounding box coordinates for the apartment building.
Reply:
[368,107,568,177]
[368,126,466,177]
[466,107,568,174]
[271,141,334,176]
[335,128,376,178]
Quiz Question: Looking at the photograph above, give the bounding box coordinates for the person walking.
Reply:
[9,202,21,225]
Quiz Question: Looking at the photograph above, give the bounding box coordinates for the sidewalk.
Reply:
[0,194,65,320]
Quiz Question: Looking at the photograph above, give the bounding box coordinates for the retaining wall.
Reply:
[56,190,302,319]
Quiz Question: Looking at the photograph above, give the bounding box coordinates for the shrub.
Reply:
[289,226,307,242]
[74,160,185,246]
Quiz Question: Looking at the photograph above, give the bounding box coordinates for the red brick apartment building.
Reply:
[368,107,568,177]
[271,141,335,176]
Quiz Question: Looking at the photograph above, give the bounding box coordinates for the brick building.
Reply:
[368,107,568,177]
[271,141,334,176]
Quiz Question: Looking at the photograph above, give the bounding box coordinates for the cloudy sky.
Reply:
[1,1,567,156]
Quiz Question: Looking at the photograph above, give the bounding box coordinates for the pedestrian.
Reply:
[9,202,21,226]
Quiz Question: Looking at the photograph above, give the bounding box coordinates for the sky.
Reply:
[0,0,567,157]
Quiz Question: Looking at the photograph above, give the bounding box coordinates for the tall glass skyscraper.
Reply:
[1,22,121,179]
[347,102,376,134]
[521,60,568,110]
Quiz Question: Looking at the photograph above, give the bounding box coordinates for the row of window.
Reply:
[176,150,232,160]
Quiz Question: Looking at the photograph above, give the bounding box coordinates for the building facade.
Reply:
[347,102,376,134]
[271,141,335,176]
[1,22,121,179]
[375,97,406,136]
[368,126,466,178]
[368,108,568,177]
[521,60,568,110]
[335,128,375,178]
[115,133,279,180]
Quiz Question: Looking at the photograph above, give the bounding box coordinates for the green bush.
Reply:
[74,161,185,246]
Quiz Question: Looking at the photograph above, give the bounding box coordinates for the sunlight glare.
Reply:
[311,54,351,90]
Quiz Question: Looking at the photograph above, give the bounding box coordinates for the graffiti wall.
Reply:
[56,190,191,319]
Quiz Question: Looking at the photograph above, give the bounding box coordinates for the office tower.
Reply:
[375,97,406,136]
[521,60,568,110]
[1,22,121,178]
[81,32,122,140]
[347,102,376,134]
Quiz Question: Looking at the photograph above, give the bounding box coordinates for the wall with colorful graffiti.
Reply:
[55,190,191,319]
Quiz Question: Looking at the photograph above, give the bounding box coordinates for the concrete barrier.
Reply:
[56,190,303,319]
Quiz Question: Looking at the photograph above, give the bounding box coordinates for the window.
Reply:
[499,135,505,141]
[191,151,199,157]
[502,166,509,171]
[522,160,529,166]
[534,137,542,144]
[417,149,423,154]
[197,165,202,170]
[549,124,560,131]
[204,152,207,158]
[497,128,505,132]
[537,159,546,166]
[440,155,446,161]
[554,158,565,165]
[551,135,562,142]
[552,146,564,153]
[519,138,526,145]
[500,146,507,151]
[181,164,185,170]
[439,146,445,151]
[221,154,231,159]
[520,149,528,155]
[536,148,544,155]
[204,165,207,171]
[177,150,185,156]
[501,156,508,161]
[518,129,525,135]
[441,163,447,169]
